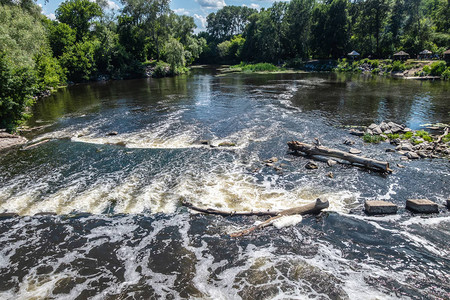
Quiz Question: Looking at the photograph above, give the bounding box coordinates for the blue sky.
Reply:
[37,0,284,33]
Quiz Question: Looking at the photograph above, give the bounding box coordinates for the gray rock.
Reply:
[349,129,364,136]
[398,151,406,155]
[384,129,393,135]
[107,131,118,136]
[417,151,429,158]
[380,122,390,132]
[349,148,362,154]
[305,161,318,169]
[402,127,412,133]
[365,129,374,135]
[365,200,398,215]
[385,148,396,153]
[388,121,404,133]
[391,138,401,146]
[327,159,337,166]
[327,172,334,178]
[401,156,409,161]
[343,139,355,145]
[372,125,383,135]
[264,157,278,163]
[406,199,438,213]
[400,143,413,152]
[406,152,420,159]
[368,123,378,130]
[397,163,405,168]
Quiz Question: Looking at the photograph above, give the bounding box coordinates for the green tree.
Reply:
[286,0,315,59]
[0,4,47,68]
[164,37,185,72]
[207,6,257,43]
[56,0,103,42]
[60,40,99,81]
[45,21,76,58]
[0,52,36,132]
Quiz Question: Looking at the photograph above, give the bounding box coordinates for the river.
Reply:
[0,68,449,299]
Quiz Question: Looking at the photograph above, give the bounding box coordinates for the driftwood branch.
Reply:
[287,141,392,173]
[182,199,329,237]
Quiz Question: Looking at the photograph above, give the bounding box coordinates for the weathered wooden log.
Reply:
[182,201,279,216]
[288,141,392,173]
[182,199,329,237]
[229,198,329,237]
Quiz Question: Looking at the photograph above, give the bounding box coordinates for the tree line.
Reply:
[200,0,449,64]
[0,0,204,132]
[1,0,449,132]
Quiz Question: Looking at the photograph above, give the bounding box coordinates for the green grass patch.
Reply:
[442,133,450,143]
[386,133,400,140]
[414,130,433,142]
[231,62,281,72]
[363,134,386,143]
[400,131,413,139]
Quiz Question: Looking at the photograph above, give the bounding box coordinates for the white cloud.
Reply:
[196,0,226,9]
[106,0,119,10]
[194,14,207,29]
[243,3,260,9]
[46,13,56,20]
[174,8,190,15]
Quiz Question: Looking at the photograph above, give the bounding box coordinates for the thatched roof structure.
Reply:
[394,51,409,56]
[348,50,360,56]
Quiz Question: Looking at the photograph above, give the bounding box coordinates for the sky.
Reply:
[37,0,285,33]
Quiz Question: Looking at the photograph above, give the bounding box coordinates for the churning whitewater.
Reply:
[0,69,449,299]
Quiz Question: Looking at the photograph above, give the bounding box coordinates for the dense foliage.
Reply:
[200,0,450,63]
[0,0,204,132]
[0,0,449,132]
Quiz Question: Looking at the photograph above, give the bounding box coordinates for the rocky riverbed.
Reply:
[350,121,450,160]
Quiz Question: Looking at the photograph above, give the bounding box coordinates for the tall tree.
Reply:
[56,0,103,42]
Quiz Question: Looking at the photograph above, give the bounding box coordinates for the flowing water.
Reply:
[0,68,449,299]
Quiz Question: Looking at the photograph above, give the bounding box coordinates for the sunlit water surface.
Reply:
[0,68,449,299]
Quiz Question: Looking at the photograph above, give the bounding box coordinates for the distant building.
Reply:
[393,51,410,61]
[347,50,360,60]
[418,50,432,60]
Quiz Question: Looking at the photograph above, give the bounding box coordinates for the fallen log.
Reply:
[287,141,392,173]
[182,198,329,237]
[230,198,329,237]
[182,201,279,216]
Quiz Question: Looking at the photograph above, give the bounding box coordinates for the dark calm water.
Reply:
[0,68,449,299]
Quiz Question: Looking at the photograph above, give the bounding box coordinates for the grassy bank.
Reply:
[229,62,283,73]
[335,58,450,79]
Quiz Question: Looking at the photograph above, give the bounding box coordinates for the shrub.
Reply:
[391,60,405,72]
[0,52,36,132]
[400,131,413,139]
[152,61,170,77]
[414,130,433,142]
[428,61,447,76]
[442,67,450,80]
[34,48,66,91]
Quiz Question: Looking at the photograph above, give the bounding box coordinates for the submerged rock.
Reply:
[305,161,318,169]
[107,131,118,136]
[218,141,236,147]
[327,159,337,166]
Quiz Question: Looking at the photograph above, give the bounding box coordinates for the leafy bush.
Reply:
[152,61,170,78]
[391,60,405,72]
[60,40,99,82]
[400,131,413,139]
[34,49,66,91]
[0,52,36,132]
[442,67,450,80]
[386,133,400,139]
[429,61,446,76]
[414,130,433,142]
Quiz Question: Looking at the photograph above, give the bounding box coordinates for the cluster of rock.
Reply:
[0,131,28,151]
[350,121,449,159]
[350,121,411,136]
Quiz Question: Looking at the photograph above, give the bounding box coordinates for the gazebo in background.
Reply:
[418,50,432,60]
[444,49,450,63]
[347,50,360,60]
[393,51,410,61]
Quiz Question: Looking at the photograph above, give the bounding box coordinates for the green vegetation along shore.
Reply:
[1,0,449,134]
